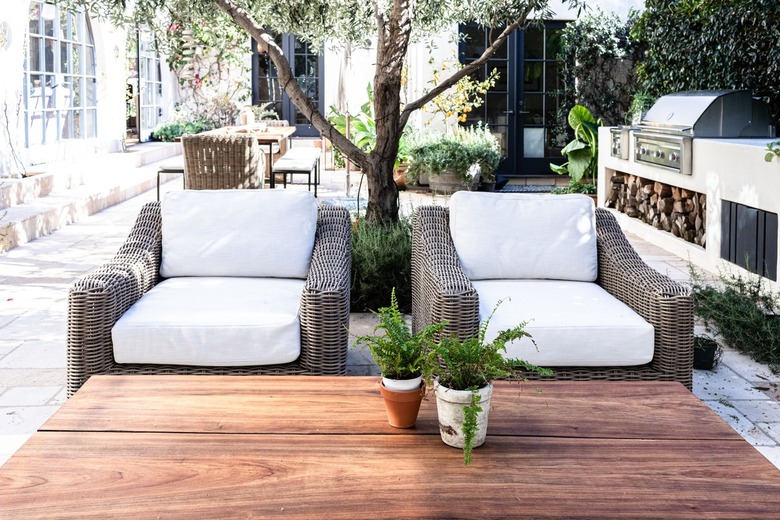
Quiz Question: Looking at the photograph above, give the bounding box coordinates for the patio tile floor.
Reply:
[1,148,779,470]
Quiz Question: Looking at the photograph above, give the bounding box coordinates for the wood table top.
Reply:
[204,124,296,144]
[1,376,779,519]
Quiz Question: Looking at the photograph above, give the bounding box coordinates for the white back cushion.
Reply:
[449,192,597,281]
[161,190,317,278]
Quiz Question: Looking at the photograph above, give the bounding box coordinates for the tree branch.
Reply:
[399,12,532,129]
[211,0,368,168]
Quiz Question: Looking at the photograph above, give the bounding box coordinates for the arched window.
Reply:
[24,1,97,147]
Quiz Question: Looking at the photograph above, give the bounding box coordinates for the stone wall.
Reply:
[606,173,707,247]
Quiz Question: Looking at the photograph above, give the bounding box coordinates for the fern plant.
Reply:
[427,300,553,465]
[351,288,447,380]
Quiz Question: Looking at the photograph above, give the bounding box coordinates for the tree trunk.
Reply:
[364,154,400,223]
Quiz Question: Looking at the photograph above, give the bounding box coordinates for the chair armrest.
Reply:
[412,206,479,340]
[66,202,162,395]
[595,208,694,385]
[299,205,352,374]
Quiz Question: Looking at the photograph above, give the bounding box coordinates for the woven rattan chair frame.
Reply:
[66,202,351,397]
[411,205,694,389]
[181,134,265,190]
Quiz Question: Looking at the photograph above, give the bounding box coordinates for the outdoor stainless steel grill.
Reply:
[631,90,773,175]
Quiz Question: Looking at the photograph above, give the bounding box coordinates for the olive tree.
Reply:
[70,0,584,223]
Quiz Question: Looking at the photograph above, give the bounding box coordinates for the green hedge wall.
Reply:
[633,0,780,124]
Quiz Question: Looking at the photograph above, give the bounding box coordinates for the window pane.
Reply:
[60,9,69,39]
[43,5,55,37]
[524,94,544,125]
[463,25,484,60]
[546,29,564,59]
[59,42,70,73]
[491,64,507,91]
[545,62,561,93]
[87,109,97,138]
[486,93,507,125]
[524,29,543,60]
[85,77,96,107]
[306,55,318,76]
[70,77,81,107]
[84,46,95,73]
[524,62,543,92]
[29,3,41,35]
[29,37,42,71]
[545,94,559,124]
[44,38,55,72]
[490,126,508,159]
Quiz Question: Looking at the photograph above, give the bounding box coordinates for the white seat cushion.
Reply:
[449,192,597,281]
[161,190,317,278]
[473,280,654,367]
[112,277,304,366]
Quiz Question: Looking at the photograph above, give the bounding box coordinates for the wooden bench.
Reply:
[271,147,321,197]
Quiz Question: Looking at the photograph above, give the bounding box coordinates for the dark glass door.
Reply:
[253,35,324,137]
[460,23,568,176]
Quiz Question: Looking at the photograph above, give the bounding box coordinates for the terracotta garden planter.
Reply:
[379,380,425,429]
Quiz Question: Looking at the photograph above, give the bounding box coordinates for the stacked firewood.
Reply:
[606,174,707,247]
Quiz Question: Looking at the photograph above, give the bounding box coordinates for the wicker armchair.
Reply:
[411,203,694,389]
[181,133,265,190]
[66,198,351,397]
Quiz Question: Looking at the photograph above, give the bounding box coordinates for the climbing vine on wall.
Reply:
[557,7,639,126]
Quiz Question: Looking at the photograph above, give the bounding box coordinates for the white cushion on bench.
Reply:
[112,277,304,366]
[272,148,320,173]
[473,279,654,367]
[160,190,317,279]
[449,192,597,281]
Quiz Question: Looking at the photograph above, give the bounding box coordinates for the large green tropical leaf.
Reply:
[568,105,596,129]
[566,146,592,183]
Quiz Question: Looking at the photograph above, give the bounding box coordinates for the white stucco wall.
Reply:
[0,2,32,177]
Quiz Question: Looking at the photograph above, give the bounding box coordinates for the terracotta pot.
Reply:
[393,164,408,190]
[379,380,425,429]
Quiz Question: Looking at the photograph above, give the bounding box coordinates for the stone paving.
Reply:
[1,156,779,470]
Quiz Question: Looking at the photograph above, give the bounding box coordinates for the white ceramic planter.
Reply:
[434,382,493,449]
[382,375,423,392]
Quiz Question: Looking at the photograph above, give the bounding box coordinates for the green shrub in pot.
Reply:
[425,300,553,465]
[408,125,502,185]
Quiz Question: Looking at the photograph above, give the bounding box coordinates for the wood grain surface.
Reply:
[2,376,778,519]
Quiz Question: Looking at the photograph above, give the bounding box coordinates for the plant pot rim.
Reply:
[381,375,423,392]
[433,381,493,404]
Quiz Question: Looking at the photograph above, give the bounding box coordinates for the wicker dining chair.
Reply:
[181,133,265,190]
[412,198,695,389]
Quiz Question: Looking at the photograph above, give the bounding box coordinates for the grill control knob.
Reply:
[654,150,664,159]
[640,147,647,155]
[669,152,679,162]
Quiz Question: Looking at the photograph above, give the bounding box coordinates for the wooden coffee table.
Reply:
[1,376,779,518]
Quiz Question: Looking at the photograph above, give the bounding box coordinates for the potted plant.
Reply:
[351,289,447,428]
[550,105,602,199]
[408,125,501,194]
[693,336,722,370]
[425,301,552,465]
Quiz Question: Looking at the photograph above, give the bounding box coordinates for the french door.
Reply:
[459,23,568,176]
[252,35,324,137]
